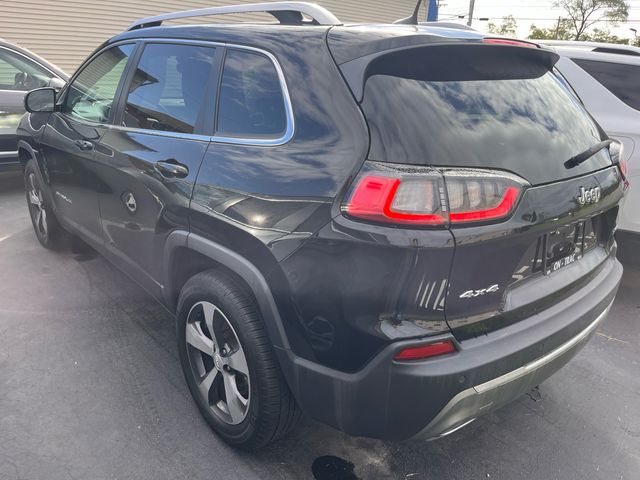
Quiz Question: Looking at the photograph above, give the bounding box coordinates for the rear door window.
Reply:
[571,58,640,111]
[122,43,217,134]
[216,49,287,138]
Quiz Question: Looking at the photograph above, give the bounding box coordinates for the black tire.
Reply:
[24,159,62,249]
[176,269,302,450]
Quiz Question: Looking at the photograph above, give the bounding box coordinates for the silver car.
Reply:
[541,41,640,239]
[1,39,67,172]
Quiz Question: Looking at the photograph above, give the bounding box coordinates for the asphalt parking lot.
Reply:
[1,172,639,480]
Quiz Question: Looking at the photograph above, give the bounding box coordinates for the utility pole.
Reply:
[467,0,476,26]
[555,16,562,40]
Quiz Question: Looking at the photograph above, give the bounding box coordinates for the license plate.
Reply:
[543,222,585,275]
[546,251,582,275]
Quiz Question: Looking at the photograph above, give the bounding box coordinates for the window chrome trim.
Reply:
[211,45,295,147]
[57,38,295,146]
[102,124,211,142]
[127,39,295,146]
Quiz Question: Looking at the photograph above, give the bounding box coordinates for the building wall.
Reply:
[1,0,418,73]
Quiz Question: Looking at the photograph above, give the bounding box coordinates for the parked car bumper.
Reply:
[276,255,622,440]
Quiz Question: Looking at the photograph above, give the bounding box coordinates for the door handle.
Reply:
[74,139,93,151]
[155,160,189,178]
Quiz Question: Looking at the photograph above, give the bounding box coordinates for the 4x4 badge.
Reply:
[577,186,601,206]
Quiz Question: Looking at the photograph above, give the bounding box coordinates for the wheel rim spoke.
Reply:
[186,322,214,355]
[29,191,40,206]
[223,372,247,424]
[186,300,250,425]
[201,302,219,348]
[40,208,48,235]
[35,209,42,228]
[227,347,249,376]
[198,367,219,399]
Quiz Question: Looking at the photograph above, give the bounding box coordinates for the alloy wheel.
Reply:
[185,301,250,425]
[27,173,48,239]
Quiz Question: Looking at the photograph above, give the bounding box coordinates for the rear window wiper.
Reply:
[564,139,612,169]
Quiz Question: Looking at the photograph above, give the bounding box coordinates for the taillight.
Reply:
[345,171,446,226]
[394,340,456,361]
[482,38,539,48]
[342,162,527,227]
[609,140,629,189]
[444,169,524,224]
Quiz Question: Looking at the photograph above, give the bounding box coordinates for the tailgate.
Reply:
[445,166,625,339]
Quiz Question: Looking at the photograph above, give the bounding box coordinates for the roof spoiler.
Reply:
[339,42,560,102]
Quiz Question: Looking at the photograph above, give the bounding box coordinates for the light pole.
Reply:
[467,0,475,27]
[631,28,638,38]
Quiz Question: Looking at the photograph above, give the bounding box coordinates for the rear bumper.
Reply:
[415,301,611,439]
[276,255,622,440]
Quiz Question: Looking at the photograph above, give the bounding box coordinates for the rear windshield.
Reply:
[361,45,611,185]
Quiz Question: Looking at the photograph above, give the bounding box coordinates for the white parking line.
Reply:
[0,234,12,242]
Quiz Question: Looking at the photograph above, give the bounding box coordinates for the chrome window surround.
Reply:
[59,38,295,147]
[213,44,294,146]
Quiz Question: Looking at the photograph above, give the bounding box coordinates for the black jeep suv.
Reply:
[18,2,626,450]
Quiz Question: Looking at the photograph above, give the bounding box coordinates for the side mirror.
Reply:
[48,77,67,91]
[25,87,57,113]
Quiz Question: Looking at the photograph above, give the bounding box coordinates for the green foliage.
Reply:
[582,28,630,44]
[554,0,630,40]
[528,19,574,40]
[487,15,517,36]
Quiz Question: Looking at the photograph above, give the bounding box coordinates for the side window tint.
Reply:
[217,49,287,138]
[64,44,134,123]
[0,49,52,91]
[123,43,216,134]
[573,58,640,111]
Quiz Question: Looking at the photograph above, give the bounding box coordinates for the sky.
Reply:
[434,0,640,40]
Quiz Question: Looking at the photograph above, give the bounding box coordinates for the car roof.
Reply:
[112,2,484,55]
[537,40,640,56]
[545,44,640,67]
[111,21,485,68]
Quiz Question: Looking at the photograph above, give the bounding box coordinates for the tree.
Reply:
[528,19,575,40]
[582,28,630,43]
[554,0,629,40]
[487,15,517,36]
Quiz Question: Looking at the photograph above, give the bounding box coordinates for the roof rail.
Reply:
[127,2,341,30]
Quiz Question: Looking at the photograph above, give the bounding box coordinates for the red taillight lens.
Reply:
[394,340,456,361]
[619,158,630,188]
[483,38,539,48]
[346,173,447,226]
[609,140,629,189]
[342,162,526,227]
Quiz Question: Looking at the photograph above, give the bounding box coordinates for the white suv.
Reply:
[541,41,640,240]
